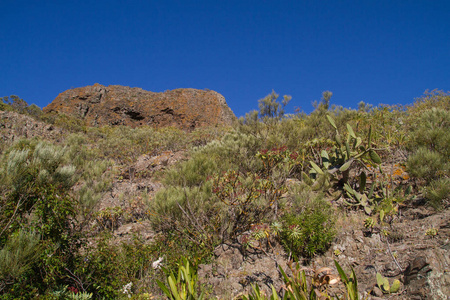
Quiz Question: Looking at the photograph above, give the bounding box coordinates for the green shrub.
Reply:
[0,141,80,297]
[163,154,218,187]
[42,112,87,133]
[424,178,450,209]
[150,183,220,259]
[189,126,231,147]
[0,141,77,239]
[151,143,296,262]
[408,89,450,113]
[77,234,162,298]
[0,230,42,284]
[1,95,32,115]
[407,147,447,184]
[153,126,191,151]
[211,170,287,241]
[406,105,449,208]
[63,133,114,221]
[280,193,335,258]
[409,108,450,156]
[196,130,262,173]
[162,130,263,189]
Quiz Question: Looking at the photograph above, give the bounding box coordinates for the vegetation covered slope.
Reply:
[0,90,448,299]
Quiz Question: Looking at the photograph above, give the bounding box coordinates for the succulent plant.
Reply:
[363,217,375,229]
[376,272,401,294]
[425,227,439,237]
[306,115,383,203]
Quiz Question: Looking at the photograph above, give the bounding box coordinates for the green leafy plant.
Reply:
[425,228,438,237]
[423,178,450,208]
[240,284,280,300]
[48,285,94,299]
[343,182,381,215]
[75,233,161,298]
[0,141,80,296]
[306,115,383,210]
[406,105,449,208]
[157,258,204,300]
[376,272,401,294]
[335,260,359,300]
[94,206,124,232]
[150,183,219,260]
[280,194,335,258]
[238,260,359,300]
[0,230,42,285]
[363,217,375,230]
[212,170,286,241]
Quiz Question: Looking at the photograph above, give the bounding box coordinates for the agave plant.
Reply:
[156,258,204,300]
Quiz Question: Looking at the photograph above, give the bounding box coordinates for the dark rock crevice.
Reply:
[161,107,174,115]
[124,110,145,121]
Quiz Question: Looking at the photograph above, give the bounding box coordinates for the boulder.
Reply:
[43,84,236,130]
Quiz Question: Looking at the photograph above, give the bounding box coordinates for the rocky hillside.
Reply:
[0,110,65,144]
[1,90,448,299]
[43,84,236,130]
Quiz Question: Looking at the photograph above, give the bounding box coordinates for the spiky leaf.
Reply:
[321,150,330,168]
[156,280,172,298]
[168,276,182,300]
[349,268,359,300]
[335,260,349,283]
[344,183,355,195]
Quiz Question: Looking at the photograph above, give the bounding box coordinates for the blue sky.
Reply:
[1,0,449,117]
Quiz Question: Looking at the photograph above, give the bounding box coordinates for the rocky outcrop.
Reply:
[43,84,236,130]
[0,110,65,143]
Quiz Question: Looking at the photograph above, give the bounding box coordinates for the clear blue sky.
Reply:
[1,0,449,117]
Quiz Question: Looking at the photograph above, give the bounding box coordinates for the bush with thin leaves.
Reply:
[0,140,80,296]
[0,230,42,286]
[280,192,335,258]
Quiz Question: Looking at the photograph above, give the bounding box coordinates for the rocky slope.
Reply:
[43,84,236,130]
[98,151,450,299]
[0,110,65,143]
[195,205,450,299]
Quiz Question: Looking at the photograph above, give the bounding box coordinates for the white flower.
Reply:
[152,257,164,269]
[122,282,132,297]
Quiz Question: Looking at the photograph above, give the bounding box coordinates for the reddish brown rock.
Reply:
[43,84,236,129]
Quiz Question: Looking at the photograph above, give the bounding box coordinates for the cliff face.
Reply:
[43,84,236,129]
